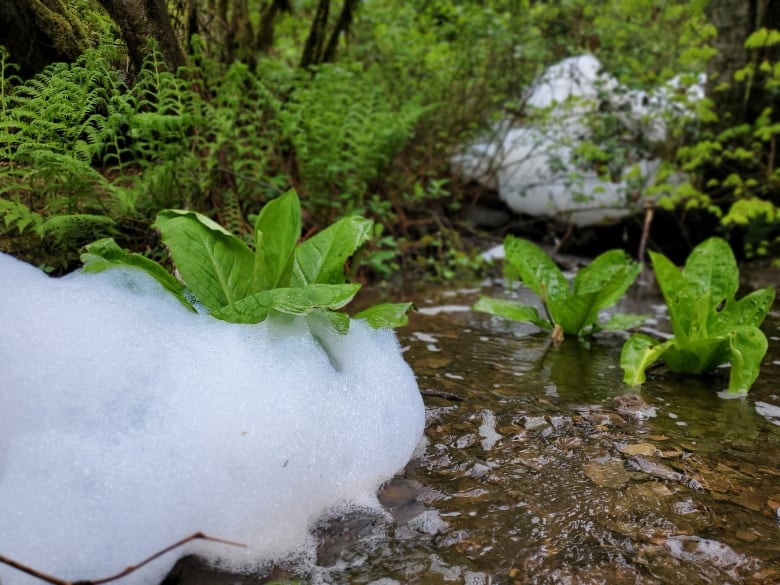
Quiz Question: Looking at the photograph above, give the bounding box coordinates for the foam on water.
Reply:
[0,253,425,585]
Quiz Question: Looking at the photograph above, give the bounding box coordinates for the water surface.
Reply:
[310,277,780,584]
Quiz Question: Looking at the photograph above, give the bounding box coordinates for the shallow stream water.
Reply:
[172,272,780,585]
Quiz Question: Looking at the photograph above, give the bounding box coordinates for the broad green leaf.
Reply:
[212,283,360,324]
[627,237,772,393]
[600,312,649,331]
[573,250,641,311]
[732,286,775,327]
[550,293,595,334]
[154,210,254,311]
[310,307,351,335]
[648,249,685,301]
[662,337,729,374]
[80,238,195,312]
[253,189,301,291]
[354,302,414,329]
[707,286,775,336]
[557,254,641,333]
[681,237,738,305]
[291,215,373,286]
[621,334,674,386]
[503,236,569,304]
[473,296,551,330]
[649,250,701,342]
[726,326,769,393]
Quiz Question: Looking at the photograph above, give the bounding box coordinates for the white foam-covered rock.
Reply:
[0,253,424,585]
[496,126,664,226]
[454,55,703,226]
[525,54,618,114]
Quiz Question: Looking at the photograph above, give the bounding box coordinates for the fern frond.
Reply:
[0,198,44,235]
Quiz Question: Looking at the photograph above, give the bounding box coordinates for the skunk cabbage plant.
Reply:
[621,237,775,394]
[474,236,645,340]
[81,189,411,332]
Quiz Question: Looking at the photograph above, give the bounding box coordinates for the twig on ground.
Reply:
[0,532,246,585]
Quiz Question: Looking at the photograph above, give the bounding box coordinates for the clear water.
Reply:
[306,278,780,585]
[167,277,780,585]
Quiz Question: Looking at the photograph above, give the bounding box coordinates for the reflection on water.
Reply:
[306,279,780,585]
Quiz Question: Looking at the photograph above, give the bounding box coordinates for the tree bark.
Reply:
[255,0,292,53]
[299,0,358,68]
[0,0,88,78]
[322,0,357,64]
[299,0,330,68]
[97,0,186,74]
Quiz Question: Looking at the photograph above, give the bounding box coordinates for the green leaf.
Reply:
[354,302,414,329]
[503,236,569,304]
[154,210,254,311]
[726,326,769,393]
[649,250,699,342]
[292,215,373,286]
[473,296,551,330]
[556,251,641,334]
[253,189,301,291]
[552,295,597,334]
[621,334,674,385]
[662,337,729,374]
[681,237,738,305]
[634,238,773,393]
[311,307,351,335]
[212,283,361,324]
[80,238,195,312]
[732,286,775,328]
[573,249,641,306]
[600,312,649,331]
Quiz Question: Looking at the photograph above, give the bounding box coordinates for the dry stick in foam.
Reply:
[0,532,246,585]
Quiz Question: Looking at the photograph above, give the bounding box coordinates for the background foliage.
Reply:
[0,0,777,275]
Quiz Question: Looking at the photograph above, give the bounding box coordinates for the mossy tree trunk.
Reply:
[96,0,186,74]
[0,0,88,78]
[256,0,292,53]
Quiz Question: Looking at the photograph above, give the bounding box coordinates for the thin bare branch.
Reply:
[0,532,246,585]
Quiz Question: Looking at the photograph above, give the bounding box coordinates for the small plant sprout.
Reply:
[474,236,646,342]
[621,237,775,394]
[81,189,413,332]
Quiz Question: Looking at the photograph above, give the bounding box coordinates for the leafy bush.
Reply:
[658,27,780,262]
[621,237,775,393]
[474,236,645,340]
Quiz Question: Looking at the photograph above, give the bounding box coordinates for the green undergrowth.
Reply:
[2,0,776,277]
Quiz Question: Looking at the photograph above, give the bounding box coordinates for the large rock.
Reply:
[455,55,703,226]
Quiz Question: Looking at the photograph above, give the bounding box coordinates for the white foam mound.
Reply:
[0,253,424,585]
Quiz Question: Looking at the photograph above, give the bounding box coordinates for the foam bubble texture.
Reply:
[0,253,424,585]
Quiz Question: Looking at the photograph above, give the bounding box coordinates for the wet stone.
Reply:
[583,457,631,489]
[613,394,658,420]
[406,510,450,536]
[729,488,768,513]
[522,416,550,431]
[618,442,661,457]
[583,411,627,426]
